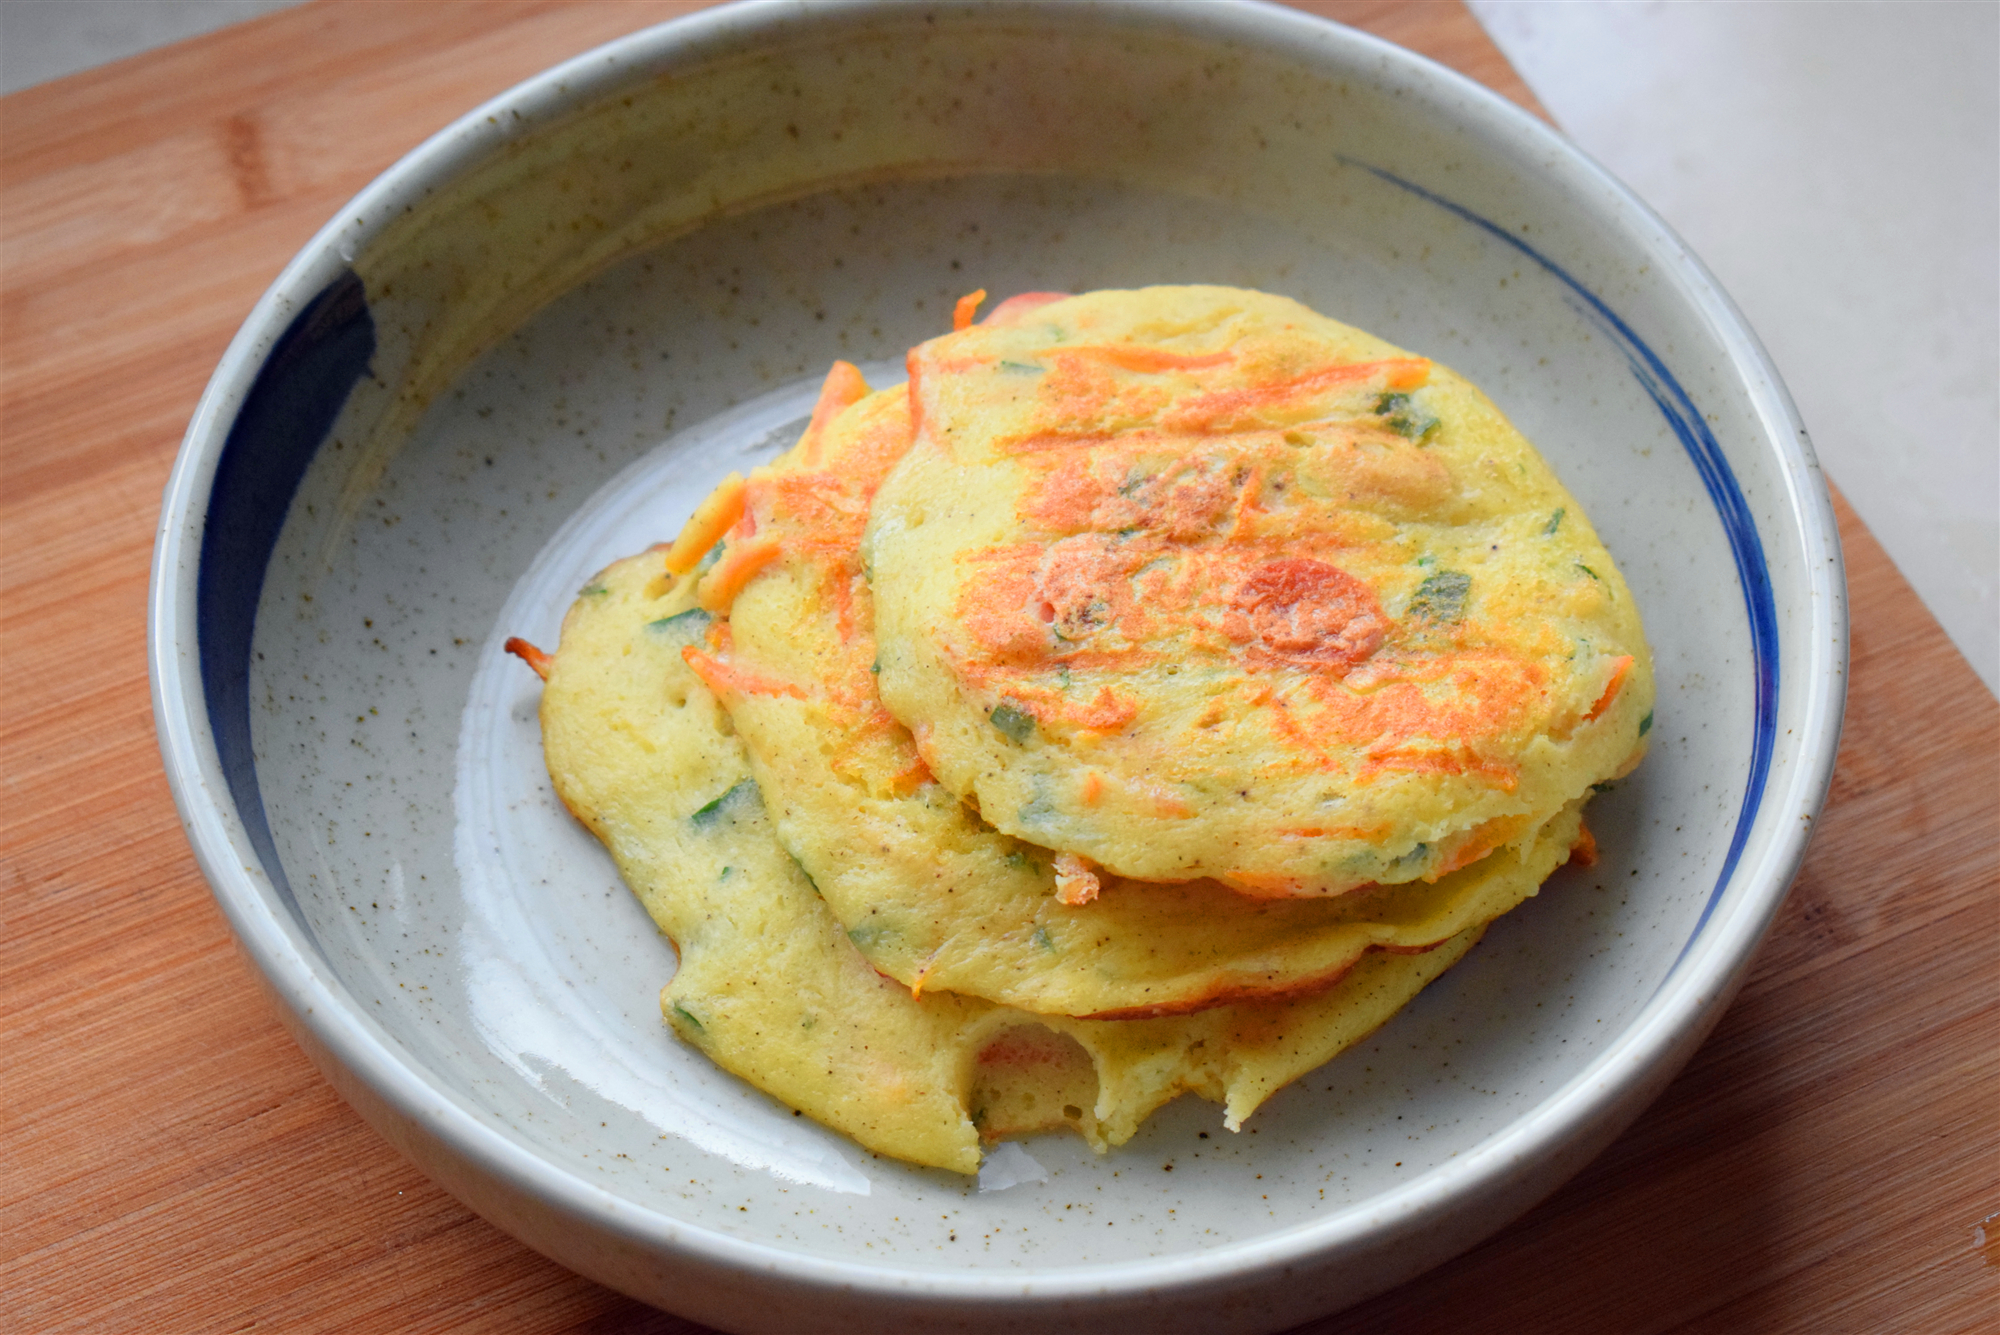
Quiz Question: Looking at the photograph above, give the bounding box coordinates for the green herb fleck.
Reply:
[578,581,608,597]
[647,607,713,644]
[847,923,892,951]
[998,360,1044,375]
[1018,792,1057,826]
[1005,850,1033,871]
[1409,570,1472,623]
[691,778,759,827]
[719,865,734,880]
[990,703,1036,743]
[1576,562,1600,581]
[1544,508,1566,535]
[1590,781,1618,795]
[1638,710,1654,737]
[697,544,724,572]
[671,1002,705,1033]
[1031,925,1055,952]
[1388,842,1431,873]
[1374,391,1440,441]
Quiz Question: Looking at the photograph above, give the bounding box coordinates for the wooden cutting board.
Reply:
[3,3,1994,1330]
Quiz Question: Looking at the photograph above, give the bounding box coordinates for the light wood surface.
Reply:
[3,3,1993,1331]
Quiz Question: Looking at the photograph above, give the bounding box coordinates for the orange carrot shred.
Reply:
[1568,821,1599,868]
[952,288,987,331]
[504,637,552,682]
[909,950,943,1000]
[697,536,783,613]
[681,645,808,701]
[1585,655,1635,722]
[1053,853,1100,906]
[664,472,747,574]
[798,361,870,466]
[982,291,1068,326]
[1084,345,1234,374]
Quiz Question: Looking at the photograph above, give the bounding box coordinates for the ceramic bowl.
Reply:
[149,2,1845,1331]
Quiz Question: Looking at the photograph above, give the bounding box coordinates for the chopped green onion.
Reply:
[647,606,713,644]
[1409,570,1471,623]
[990,703,1036,743]
[1374,391,1439,441]
[691,778,759,827]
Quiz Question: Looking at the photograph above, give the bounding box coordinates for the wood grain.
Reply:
[2,2,1993,1332]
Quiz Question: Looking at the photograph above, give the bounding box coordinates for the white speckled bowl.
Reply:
[149,3,1845,1331]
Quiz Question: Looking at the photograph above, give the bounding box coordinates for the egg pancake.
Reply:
[865,286,1651,897]
[690,367,1584,1018]
[535,548,1486,1173]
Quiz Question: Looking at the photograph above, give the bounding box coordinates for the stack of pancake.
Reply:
[524,287,1652,1174]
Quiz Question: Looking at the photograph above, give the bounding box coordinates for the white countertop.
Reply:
[1472,0,1998,694]
[7,0,1993,691]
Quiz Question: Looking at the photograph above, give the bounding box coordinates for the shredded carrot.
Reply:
[909,949,943,1000]
[1168,357,1432,431]
[982,291,1068,326]
[663,472,747,574]
[681,645,807,701]
[1053,853,1100,906]
[1078,771,1104,806]
[1567,820,1599,868]
[1584,655,1635,722]
[1358,745,1520,791]
[1134,779,1194,819]
[952,288,987,331]
[1429,813,1531,878]
[798,361,870,466]
[503,637,552,682]
[697,537,783,613]
[886,749,934,796]
[905,347,927,442]
[1082,345,1235,374]
[1220,871,1311,899]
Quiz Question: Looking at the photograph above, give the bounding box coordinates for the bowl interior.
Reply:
[194,0,1830,1287]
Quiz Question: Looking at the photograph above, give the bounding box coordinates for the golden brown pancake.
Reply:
[865,286,1652,897]
[687,366,1583,1018]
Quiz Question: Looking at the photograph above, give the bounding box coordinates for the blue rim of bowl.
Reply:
[149,0,1847,1310]
[1351,162,1782,977]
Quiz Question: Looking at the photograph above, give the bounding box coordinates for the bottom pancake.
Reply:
[532,549,1483,1173]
